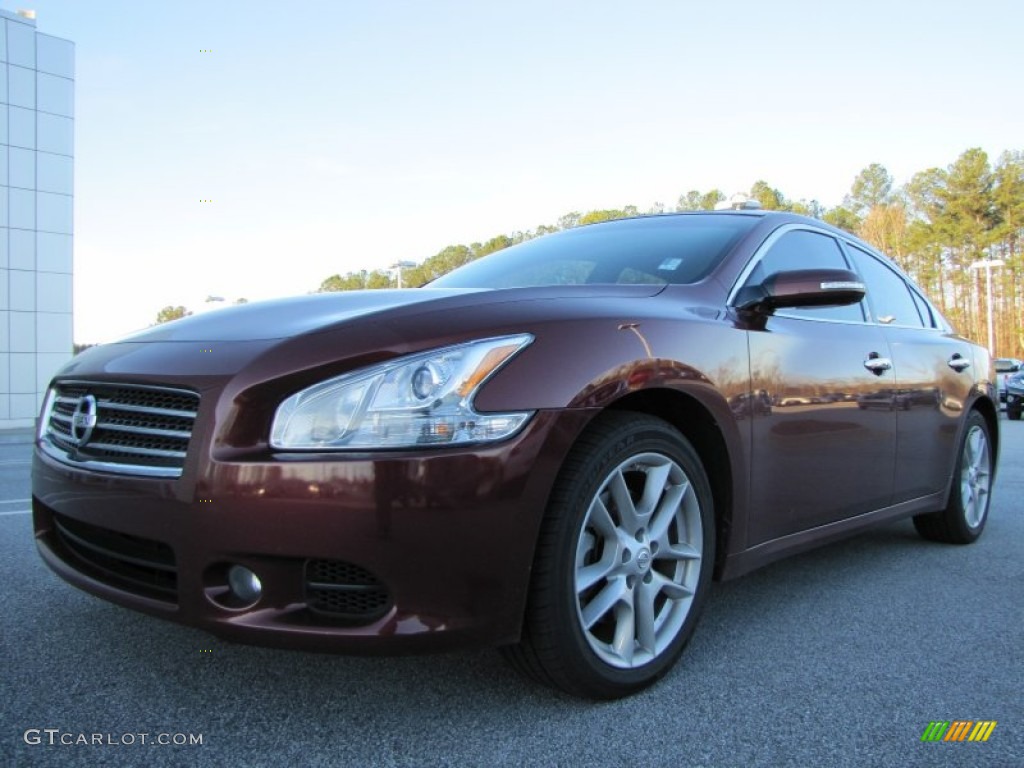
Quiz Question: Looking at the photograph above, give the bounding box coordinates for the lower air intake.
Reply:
[304,559,391,622]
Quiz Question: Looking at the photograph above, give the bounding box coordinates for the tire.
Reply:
[913,411,993,544]
[1008,408,1021,421]
[503,412,714,699]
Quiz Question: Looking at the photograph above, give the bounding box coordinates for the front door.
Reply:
[737,227,898,545]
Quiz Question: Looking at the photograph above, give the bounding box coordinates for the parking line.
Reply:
[0,499,30,505]
[0,509,30,516]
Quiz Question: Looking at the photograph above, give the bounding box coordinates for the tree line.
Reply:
[322,147,1024,357]
[153,298,248,326]
[154,147,1022,358]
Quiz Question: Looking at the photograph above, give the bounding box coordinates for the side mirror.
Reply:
[735,268,865,314]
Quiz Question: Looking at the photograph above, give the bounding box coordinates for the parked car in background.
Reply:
[1005,370,1024,420]
[31,211,999,699]
[995,357,1022,402]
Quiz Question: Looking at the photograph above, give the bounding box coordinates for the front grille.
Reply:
[305,559,391,622]
[52,513,178,603]
[41,381,199,478]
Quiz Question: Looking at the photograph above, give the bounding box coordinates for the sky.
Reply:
[16,0,1024,343]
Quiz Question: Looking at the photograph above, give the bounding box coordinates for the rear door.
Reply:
[844,244,977,502]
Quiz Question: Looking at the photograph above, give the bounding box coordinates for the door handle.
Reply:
[863,354,892,375]
[947,354,971,372]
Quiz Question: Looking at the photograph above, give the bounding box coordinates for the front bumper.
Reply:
[32,409,594,653]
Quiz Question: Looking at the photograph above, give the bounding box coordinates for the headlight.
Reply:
[270,334,535,450]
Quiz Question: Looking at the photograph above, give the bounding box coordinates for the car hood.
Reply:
[57,284,668,380]
[121,289,486,343]
[118,285,666,343]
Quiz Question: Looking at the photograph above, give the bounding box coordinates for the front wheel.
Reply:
[503,413,714,699]
[913,411,993,544]
[1007,407,1021,421]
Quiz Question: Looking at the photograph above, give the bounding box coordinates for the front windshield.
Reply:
[430,214,759,289]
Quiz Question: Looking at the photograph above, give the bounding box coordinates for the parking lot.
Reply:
[2,419,1022,767]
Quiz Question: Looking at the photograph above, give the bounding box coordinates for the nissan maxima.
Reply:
[32,211,998,699]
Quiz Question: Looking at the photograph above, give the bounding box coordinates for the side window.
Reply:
[747,229,864,322]
[847,245,925,328]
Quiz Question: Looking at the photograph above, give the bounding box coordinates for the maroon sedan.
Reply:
[32,211,998,698]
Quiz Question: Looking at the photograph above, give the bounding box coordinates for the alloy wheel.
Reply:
[573,452,703,669]
[960,424,991,528]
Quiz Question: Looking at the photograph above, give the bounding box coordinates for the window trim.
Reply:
[908,287,936,329]
[727,223,868,326]
[729,221,951,332]
[839,240,947,331]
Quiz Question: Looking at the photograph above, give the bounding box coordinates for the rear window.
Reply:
[430,214,758,289]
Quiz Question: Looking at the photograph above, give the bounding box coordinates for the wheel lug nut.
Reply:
[622,550,631,564]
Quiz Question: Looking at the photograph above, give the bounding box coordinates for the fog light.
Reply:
[227,565,262,603]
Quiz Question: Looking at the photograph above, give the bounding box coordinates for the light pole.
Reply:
[969,258,1005,355]
[390,260,417,289]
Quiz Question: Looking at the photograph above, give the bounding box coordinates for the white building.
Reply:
[0,8,74,429]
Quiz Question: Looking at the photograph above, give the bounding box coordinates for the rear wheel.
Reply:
[503,413,714,699]
[913,411,993,544]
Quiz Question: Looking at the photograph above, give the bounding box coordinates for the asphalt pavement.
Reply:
[2,421,1021,767]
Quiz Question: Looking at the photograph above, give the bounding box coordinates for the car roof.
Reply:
[579,209,842,229]
[582,210,863,246]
